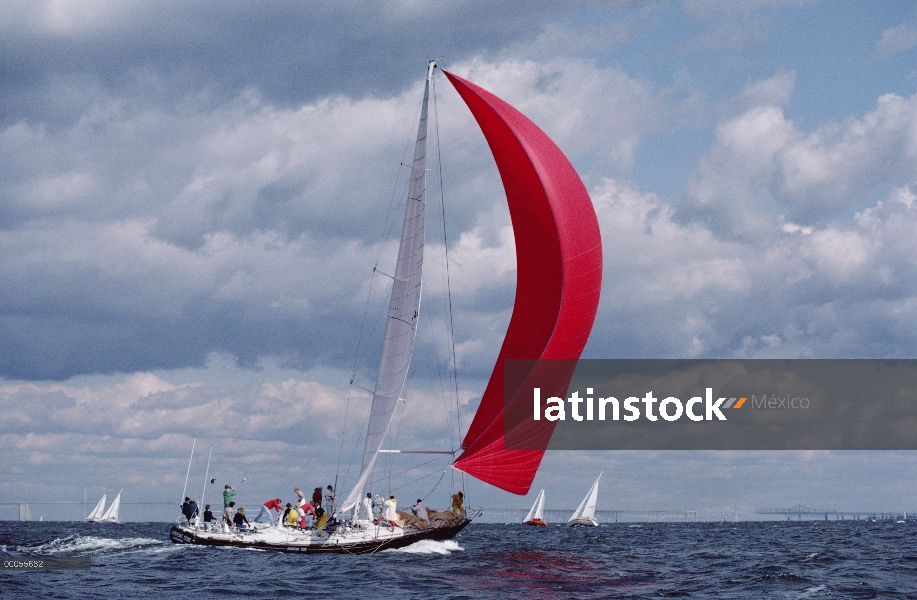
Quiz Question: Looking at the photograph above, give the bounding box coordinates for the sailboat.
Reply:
[99,490,122,523]
[523,486,547,526]
[169,61,602,553]
[86,494,106,522]
[567,472,602,527]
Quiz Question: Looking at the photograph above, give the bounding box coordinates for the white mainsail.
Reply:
[340,61,434,515]
[100,489,122,522]
[524,487,545,523]
[87,494,106,521]
[567,472,602,525]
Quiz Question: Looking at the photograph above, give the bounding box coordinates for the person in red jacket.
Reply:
[254,497,283,526]
[298,500,317,529]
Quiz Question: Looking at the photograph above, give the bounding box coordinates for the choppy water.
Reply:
[2,520,916,598]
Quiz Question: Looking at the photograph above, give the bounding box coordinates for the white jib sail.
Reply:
[524,487,545,522]
[568,472,602,522]
[101,489,122,522]
[340,62,434,515]
[87,495,106,521]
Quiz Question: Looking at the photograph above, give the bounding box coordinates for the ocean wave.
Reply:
[386,539,464,555]
[797,584,827,597]
[21,534,165,555]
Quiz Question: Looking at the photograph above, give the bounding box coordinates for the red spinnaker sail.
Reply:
[445,71,603,495]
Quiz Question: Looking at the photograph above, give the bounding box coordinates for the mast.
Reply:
[339,60,435,514]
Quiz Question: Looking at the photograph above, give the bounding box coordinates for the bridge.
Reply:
[481,504,914,523]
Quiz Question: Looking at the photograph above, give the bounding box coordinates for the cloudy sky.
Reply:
[4,0,917,521]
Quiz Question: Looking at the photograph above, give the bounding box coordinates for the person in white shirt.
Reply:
[412,499,429,527]
[383,495,398,531]
[362,493,373,521]
[324,485,336,516]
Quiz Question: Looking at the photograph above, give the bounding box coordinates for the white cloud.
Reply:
[686,88,917,233]
[874,21,917,61]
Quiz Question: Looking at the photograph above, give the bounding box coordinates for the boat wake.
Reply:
[22,535,166,555]
[386,539,464,555]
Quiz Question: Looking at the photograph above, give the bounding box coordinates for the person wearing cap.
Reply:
[412,499,429,526]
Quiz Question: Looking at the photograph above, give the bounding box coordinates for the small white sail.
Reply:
[100,490,122,523]
[524,487,545,523]
[87,495,106,521]
[567,472,602,526]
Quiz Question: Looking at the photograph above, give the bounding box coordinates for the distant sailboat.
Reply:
[567,472,602,527]
[99,490,122,523]
[523,486,547,526]
[86,494,106,522]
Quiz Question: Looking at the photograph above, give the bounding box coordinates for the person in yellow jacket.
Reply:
[315,506,329,536]
[451,491,466,517]
[282,503,299,527]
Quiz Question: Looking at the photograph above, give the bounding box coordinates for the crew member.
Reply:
[383,495,398,532]
[362,493,373,521]
[203,504,215,531]
[412,498,429,526]
[233,507,250,532]
[223,485,236,508]
[255,497,283,525]
[451,491,466,517]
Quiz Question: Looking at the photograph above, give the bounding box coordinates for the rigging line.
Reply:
[333,386,353,500]
[425,76,457,456]
[389,465,450,494]
[421,470,447,503]
[365,455,448,488]
[432,69,464,449]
